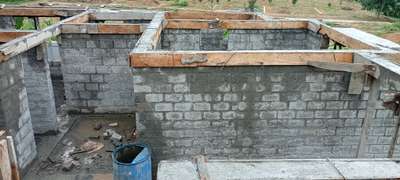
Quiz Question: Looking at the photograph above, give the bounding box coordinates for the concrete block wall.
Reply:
[366,68,400,158]
[22,46,58,134]
[0,16,15,29]
[0,52,37,169]
[160,29,329,51]
[47,41,65,111]
[59,34,140,113]
[133,66,368,161]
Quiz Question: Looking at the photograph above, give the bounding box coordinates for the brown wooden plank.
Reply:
[0,7,84,17]
[165,10,255,20]
[0,139,11,180]
[0,11,89,62]
[0,31,35,43]
[165,20,308,30]
[61,23,144,34]
[130,51,354,67]
[97,24,143,34]
[319,25,376,49]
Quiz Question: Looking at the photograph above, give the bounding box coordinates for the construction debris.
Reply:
[105,129,123,142]
[93,123,103,131]
[108,122,118,127]
[80,140,104,154]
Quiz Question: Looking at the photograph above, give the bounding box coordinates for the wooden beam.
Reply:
[165,20,308,30]
[165,10,256,20]
[0,11,90,62]
[0,30,36,43]
[62,23,144,34]
[0,7,85,17]
[307,61,379,78]
[132,12,165,52]
[319,25,376,49]
[130,50,354,68]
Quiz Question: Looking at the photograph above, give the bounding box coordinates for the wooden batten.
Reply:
[0,11,90,62]
[165,10,256,20]
[0,31,35,43]
[319,25,376,50]
[0,7,85,17]
[62,23,144,34]
[165,20,309,30]
[130,50,354,68]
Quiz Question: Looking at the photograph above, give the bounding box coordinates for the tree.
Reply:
[358,0,400,18]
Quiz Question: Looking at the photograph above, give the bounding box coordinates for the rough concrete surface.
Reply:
[25,114,135,180]
[157,159,400,180]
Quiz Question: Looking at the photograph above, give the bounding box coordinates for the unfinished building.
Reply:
[0,6,400,179]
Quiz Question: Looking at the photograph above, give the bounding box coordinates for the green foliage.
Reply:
[382,21,400,33]
[15,17,24,29]
[291,0,298,5]
[247,0,257,12]
[174,0,188,6]
[0,0,31,4]
[357,0,400,18]
[223,29,230,39]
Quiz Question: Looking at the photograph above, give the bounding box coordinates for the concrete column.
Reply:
[22,45,58,134]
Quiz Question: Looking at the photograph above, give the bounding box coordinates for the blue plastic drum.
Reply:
[112,144,151,180]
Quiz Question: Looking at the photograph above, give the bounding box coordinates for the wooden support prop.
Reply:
[307,61,379,78]
[165,20,308,30]
[130,51,354,67]
[0,7,85,17]
[61,23,144,34]
[0,139,11,180]
[193,155,209,180]
[6,136,19,180]
[0,31,36,43]
[165,10,255,20]
[319,25,376,49]
[0,11,90,63]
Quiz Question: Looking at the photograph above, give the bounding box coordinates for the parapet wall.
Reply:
[0,51,37,169]
[160,29,329,50]
[59,34,139,113]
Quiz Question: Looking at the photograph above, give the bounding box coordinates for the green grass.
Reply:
[381,21,400,34]
[0,0,34,4]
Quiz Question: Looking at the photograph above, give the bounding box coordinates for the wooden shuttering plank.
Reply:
[130,51,354,68]
[0,7,85,17]
[165,10,255,20]
[0,11,90,63]
[0,139,11,180]
[319,24,376,50]
[165,20,308,30]
[0,31,35,43]
[61,23,144,34]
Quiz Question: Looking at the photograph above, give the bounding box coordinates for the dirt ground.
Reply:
[18,0,398,39]
[25,114,136,180]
